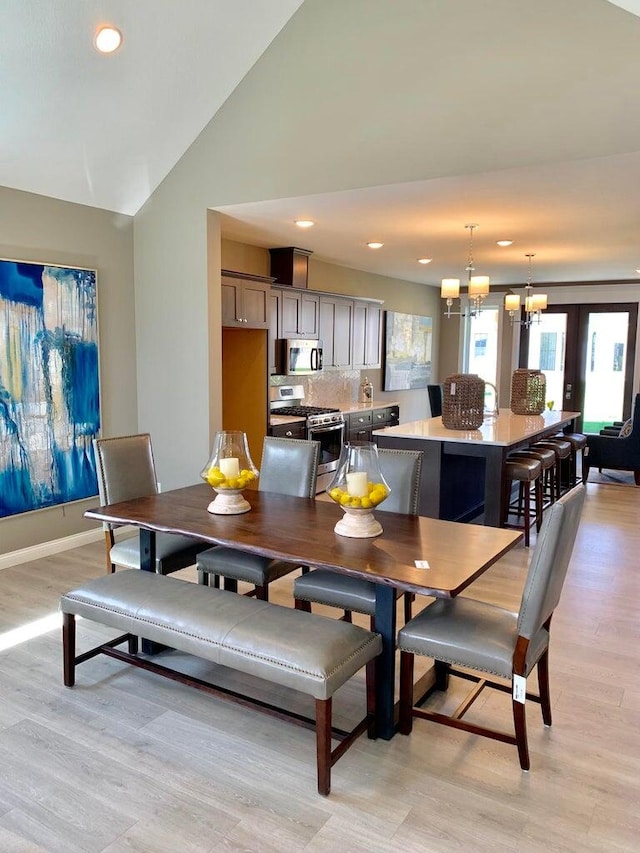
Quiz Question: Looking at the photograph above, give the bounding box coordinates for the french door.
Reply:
[520,303,637,432]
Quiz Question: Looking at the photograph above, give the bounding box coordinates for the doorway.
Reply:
[520,303,637,432]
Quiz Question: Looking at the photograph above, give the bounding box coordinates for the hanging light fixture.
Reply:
[505,253,548,328]
[441,224,490,319]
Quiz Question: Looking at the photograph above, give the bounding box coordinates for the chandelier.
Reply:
[441,224,490,319]
[505,253,548,328]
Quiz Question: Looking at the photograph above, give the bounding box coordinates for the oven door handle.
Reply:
[308,423,345,435]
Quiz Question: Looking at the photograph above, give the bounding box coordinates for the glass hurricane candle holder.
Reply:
[326,442,390,538]
[200,430,259,514]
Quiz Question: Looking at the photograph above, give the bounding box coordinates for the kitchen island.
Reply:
[374,409,580,526]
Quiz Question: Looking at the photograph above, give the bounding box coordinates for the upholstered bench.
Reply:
[60,570,382,795]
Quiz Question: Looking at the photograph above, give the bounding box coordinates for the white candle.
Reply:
[219,457,239,478]
[346,471,368,498]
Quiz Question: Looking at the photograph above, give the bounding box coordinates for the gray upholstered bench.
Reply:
[60,569,382,795]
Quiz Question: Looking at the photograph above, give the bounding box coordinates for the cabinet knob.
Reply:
[285,430,293,437]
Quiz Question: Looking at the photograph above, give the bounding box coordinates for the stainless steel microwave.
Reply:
[276,339,323,375]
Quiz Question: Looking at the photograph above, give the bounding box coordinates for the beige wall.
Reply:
[0,186,136,555]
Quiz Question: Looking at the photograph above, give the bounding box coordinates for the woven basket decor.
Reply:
[442,374,485,430]
[510,369,546,415]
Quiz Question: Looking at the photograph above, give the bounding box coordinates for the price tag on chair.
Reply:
[512,674,527,704]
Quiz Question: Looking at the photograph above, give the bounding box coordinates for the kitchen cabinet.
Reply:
[372,405,400,430]
[319,295,353,367]
[268,289,281,374]
[279,288,319,339]
[221,270,273,329]
[352,300,382,369]
[346,409,373,443]
[270,421,306,439]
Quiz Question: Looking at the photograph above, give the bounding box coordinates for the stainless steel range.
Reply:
[270,385,345,493]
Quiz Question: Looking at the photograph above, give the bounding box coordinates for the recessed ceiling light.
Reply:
[636,268,640,274]
[366,241,384,249]
[496,240,513,247]
[417,258,432,264]
[294,219,315,228]
[95,26,123,54]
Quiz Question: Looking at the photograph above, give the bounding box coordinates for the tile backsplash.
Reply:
[270,370,362,406]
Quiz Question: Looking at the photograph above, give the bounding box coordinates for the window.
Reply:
[590,332,596,372]
[539,332,557,371]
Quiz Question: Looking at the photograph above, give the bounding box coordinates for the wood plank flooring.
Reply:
[0,482,638,851]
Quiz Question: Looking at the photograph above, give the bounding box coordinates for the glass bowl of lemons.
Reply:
[200,431,259,514]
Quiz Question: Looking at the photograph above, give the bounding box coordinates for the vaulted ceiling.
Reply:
[3,0,640,288]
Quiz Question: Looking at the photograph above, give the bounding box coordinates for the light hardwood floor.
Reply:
[0,482,638,852]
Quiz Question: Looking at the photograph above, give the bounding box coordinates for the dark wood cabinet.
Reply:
[372,405,400,430]
[346,409,373,443]
[268,290,281,374]
[352,300,382,368]
[280,289,319,339]
[319,295,353,367]
[221,270,273,329]
[270,421,306,439]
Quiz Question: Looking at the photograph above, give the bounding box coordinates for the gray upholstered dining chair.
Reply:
[196,436,320,600]
[93,434,205,575]
[293,448,423,629]
[398,483,586,771]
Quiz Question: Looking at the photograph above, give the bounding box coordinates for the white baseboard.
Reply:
[0,527,134,571]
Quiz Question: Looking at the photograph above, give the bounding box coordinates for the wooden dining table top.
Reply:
[85,483,523,599]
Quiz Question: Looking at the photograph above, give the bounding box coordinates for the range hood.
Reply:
[269,247,313,288]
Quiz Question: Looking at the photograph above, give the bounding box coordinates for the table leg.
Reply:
[374,584,397,740]
[139,529,160,654]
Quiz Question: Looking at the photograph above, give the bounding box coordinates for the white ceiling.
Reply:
[3,0,640,289]
[0,0,303,215]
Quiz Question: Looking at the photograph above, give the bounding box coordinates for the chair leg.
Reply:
[316,697,332,796]
[128,634,139,655]
[398,650,415,735]
[366,659,377,739]
[512,696,530,771]
[295,598,312,613]
[62,613,76,687]
[341,610,353,623]
[255,584,268,601]
[635,470,640,486]
[537,650,552,726]
[434,659,450,690]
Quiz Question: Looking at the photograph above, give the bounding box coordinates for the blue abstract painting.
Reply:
[0,258,100,518]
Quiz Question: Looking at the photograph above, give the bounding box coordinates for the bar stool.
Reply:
[532,437,572,499]
[508,446,557,514]
[556,432,587,486]
[502,456,543,547]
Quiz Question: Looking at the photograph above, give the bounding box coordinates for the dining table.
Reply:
[84,483,523,740]
[375,408,581,526]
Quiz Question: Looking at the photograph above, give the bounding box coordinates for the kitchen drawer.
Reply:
[270,421,306,439]
[347,410,373,430]
[372,405,400,427]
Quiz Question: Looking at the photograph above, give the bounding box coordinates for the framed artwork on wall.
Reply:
[383,310,433,391]
[0,258,100,518]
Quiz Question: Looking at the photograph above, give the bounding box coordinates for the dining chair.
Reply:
[427,384,443,417]
[293,448,423,629]
[93,434,205,574]
[196,436,320,600]
[397,483,586,770]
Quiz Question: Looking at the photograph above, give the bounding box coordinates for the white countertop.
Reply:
[269,414,307,426]
[321,401,399,416]
[373,409,580,447]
